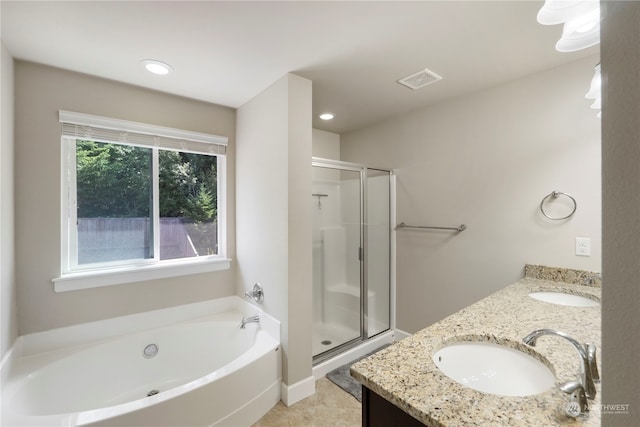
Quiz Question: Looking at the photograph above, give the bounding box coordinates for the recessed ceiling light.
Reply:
[141,59,173,75]
[319,113,334,120]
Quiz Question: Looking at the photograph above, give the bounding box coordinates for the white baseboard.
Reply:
[281,375,315,406]
[284,329,412,406]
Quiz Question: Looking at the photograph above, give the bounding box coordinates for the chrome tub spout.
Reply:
[240,314,260,329]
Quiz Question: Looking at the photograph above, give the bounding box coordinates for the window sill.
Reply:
[52,257,232,293]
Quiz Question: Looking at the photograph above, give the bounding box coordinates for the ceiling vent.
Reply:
[397,68,442,90]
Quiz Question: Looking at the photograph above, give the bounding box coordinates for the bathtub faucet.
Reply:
[245,282,264,304]
[240,314,260,329]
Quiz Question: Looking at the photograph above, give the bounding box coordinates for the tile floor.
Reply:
[251,378,361,427]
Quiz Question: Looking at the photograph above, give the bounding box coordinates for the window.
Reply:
[54,111,229,291]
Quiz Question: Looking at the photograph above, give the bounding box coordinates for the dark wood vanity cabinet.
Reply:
[362,386,426,427]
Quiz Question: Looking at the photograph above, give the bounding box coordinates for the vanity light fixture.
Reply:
[537,0,600,52]
[141,59,174,75]
[585,64,602,115]
[319,113,334,120]
[555,8,600,52]
[537,0,601,118]
[585,64,601,101]
[537,0,599,25]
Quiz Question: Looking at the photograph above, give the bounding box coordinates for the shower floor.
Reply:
[312,322,360,357]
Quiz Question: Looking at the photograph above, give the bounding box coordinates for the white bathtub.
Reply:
[1,297,281,426]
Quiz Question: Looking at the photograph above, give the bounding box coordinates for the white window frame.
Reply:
[53,111,230,292]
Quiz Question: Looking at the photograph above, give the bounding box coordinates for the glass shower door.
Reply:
[366,168,391,337]
[312,164,362,358]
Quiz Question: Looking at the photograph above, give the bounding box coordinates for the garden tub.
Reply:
[1,297,281,426]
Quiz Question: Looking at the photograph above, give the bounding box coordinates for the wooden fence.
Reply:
[77,218,217,264]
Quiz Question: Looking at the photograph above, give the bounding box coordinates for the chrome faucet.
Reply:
[559,379,590,417]
[523,329,599,417]
[583,273,601,286]
[240,314,260,329]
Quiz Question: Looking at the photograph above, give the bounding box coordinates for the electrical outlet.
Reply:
[576,237,591,256]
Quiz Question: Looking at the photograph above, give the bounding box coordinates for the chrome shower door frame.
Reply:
[312,157,392,364]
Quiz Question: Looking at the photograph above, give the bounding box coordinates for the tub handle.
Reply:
[245,283,264,304]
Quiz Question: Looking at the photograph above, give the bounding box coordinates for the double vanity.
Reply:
[351,265,601,426]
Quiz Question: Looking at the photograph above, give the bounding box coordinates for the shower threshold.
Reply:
[312,330,395,379]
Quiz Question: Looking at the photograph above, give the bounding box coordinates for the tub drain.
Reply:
[143,343,159,359]
[147,389,160,397]
[321,340,332,346]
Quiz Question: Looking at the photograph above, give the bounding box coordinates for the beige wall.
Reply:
[312,128,340,160]
[342,55,602,333]
[236,74,313,387]
[1,41,17,359]
[14,61,237,335]
[601,1,640,425]
[287,75,313,385]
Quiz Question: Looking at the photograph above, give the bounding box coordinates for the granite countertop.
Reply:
[350,265,602,427]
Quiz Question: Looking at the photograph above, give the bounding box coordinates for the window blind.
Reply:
[59,110,227,155]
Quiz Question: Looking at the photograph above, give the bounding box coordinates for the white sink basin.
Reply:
[432,342,554,396]
[529,291,599,307]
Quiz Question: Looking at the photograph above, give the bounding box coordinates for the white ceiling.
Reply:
[1,1,598,134]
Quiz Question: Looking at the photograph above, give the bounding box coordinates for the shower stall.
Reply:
[312,158,391,363]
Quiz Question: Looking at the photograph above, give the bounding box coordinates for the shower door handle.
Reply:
[358,247,363,261]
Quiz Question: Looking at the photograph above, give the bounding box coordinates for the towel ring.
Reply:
[540,191,577,220]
